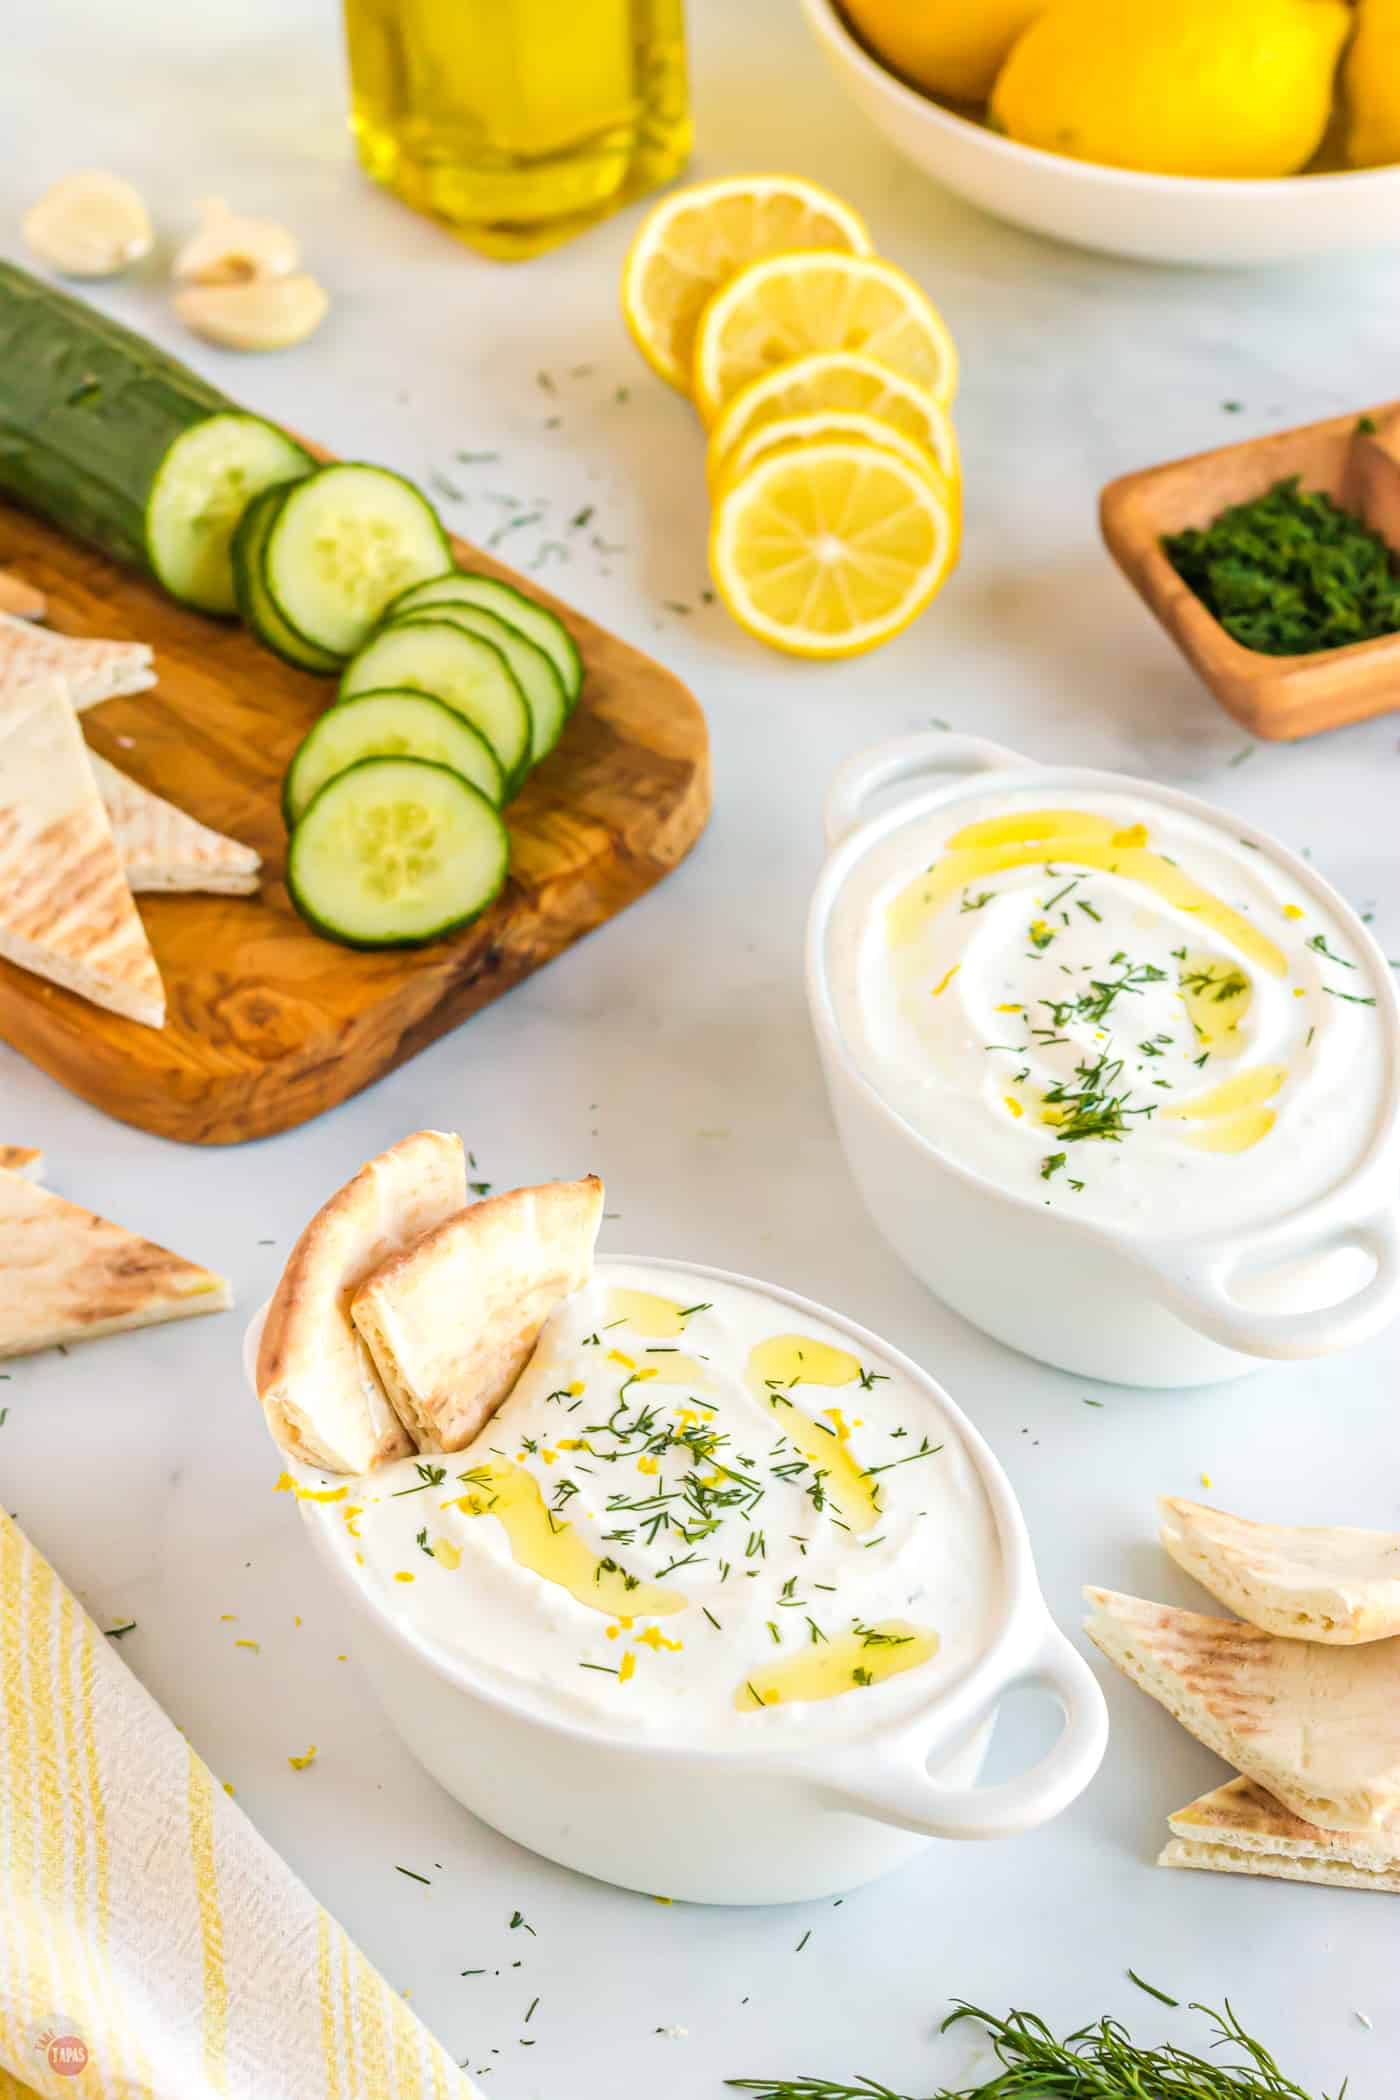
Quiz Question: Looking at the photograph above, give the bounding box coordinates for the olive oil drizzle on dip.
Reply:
[300,1266,1000,1744]
[829,788,1385,1233]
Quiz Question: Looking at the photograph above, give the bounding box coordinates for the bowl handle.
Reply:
[813,1625,1106,1841]
[1126,1196,1400,1361]
[823,731,1036,849]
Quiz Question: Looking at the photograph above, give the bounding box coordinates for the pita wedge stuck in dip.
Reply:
[256,1130,469,1475]
[257,1143,602,1471]
[350,1174,604,1452]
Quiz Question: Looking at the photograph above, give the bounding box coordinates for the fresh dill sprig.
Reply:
[728,1997,1335,2099]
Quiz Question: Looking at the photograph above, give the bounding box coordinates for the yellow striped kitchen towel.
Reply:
[0,1510,479,2100]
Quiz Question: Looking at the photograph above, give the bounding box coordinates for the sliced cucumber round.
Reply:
[287,757,508,949]
[388,572,582,709]
[339,619,531,788]
[264,464,451,658]
[382,601,566,765]
[232,485,340,674]
[147,413,313,616]
[283,687,505,827]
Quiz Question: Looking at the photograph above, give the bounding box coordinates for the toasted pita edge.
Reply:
[0,1167,231,1358]
[256,1130,467,1476]
[1161,1776,1400,1891]
[1159,1836,1400,1892]
[0,611,155,707]
[0,1146,42,1180]
[350,1174,605,1455]
[0,573,46,621]
[0,676,165,1030]
[1168,1775,1400,1863]
[89,751,261,896]
[1160,1495,1400,1645]
[1083,1586,1400,1837]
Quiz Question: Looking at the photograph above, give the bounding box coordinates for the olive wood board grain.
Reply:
[1100,399,1400,742]
[0,497,710,1145]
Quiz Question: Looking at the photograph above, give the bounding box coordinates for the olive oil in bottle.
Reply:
[343,0,691,259]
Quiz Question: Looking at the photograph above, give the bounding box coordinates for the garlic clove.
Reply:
[23,170,153,279]
[172,197,301,286]
[174,274,329,352]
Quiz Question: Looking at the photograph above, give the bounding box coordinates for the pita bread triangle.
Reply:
[90,752,260,896]
[0,677,164,1028]
[0,1165,231,1358]
[257,1131,469,1476]
[1160,1495,1400,1645]
[350,1175,604,1454]
[0,611,154,709]
[0,1146,42,1179]
[1161,1775,1400,1894]
[1084,1587,1400,1837]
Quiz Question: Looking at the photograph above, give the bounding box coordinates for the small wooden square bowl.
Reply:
[1100,401,1400,741]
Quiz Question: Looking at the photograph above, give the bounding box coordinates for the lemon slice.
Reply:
[706,350,959,487]
[692,252,958,427]
[709,408,954,500]
[621,175,873,395]
[709,440,959,658]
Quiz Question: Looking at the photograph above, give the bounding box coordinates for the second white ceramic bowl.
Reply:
[799,0,1400,269]
[246,1263,1106,1905]
[807,733,1400,1389]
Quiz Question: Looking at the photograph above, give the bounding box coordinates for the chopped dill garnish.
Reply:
[392,1462,446,1496]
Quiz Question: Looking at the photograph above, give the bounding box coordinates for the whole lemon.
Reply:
[1345,0,1400,167]
[841,0,1047,105]
[989,0,1351,179]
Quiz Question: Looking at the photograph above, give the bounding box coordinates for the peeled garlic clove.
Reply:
[23,170,153,278]
[174,274,329,352]
[173,197,301,286]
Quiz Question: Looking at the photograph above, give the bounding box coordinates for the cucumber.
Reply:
[388,572,583,708]
[147,415,313,614]
[264,464,451,658]
[381,601,567,765]
[232,485,340,674]
[0,260,312,613]
[339,619,531,788]
[283,688,506,827]
[287,757,508,949]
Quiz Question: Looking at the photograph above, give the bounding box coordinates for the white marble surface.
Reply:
[4,3,1400,2094]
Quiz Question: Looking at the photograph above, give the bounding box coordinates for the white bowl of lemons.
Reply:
[799,0,1400,267]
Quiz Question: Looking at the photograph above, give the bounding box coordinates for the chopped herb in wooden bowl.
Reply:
[1164,475,1400,656]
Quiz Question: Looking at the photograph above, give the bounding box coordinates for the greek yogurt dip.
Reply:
[292,1262,1002,1744]
[826,787,1387,1233]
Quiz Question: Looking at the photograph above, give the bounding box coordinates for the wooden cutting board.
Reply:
[0,503,710,1145]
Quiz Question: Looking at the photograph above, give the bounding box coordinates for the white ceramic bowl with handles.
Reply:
[807,733,1400,1390]
[245,1262,1106,1905]
[797,0,1400,269]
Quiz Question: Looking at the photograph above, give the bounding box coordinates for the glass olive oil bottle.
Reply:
[343,0,691,259]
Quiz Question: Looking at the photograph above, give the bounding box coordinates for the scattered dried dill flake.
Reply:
[1163,475,1400,656]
